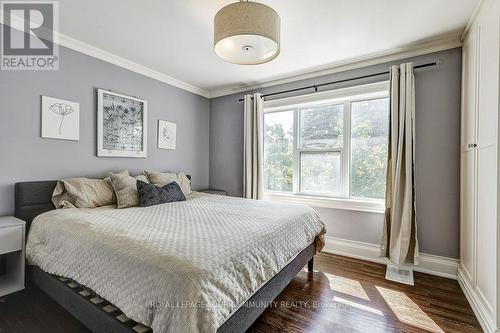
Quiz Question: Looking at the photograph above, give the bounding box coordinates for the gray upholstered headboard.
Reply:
[15,181,58,230]
[14,175,191,232]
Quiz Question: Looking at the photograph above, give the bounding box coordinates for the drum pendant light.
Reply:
[214,0,280,65]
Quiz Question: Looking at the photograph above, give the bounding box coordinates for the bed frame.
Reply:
[14,180,315,333]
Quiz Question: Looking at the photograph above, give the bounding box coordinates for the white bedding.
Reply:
[26,192,325,333]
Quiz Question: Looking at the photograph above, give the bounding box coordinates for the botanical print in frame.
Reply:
[97,89,147,158]
[157,120,176,150]
[41,96,80,141]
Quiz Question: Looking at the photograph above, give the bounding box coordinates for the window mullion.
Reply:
[343,100,351,198]
[297,148,342,153]
[293,108,299,194]
[298,149,340,154]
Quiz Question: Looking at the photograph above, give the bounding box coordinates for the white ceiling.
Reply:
[56,0,478,96]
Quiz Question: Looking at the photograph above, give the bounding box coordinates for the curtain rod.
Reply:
[237,61,439,102]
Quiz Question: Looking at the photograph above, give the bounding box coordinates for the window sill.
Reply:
[262,192,385,214]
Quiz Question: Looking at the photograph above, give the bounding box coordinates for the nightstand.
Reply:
[200,189,228,196]
[0,216,25,297]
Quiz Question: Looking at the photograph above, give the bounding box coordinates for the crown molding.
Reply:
[1,14,211,98]
[208,33,462,98]
[461,0,486,41]
[57,34,211,98]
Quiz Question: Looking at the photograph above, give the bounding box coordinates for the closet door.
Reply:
[460,23,478,284]
[475,0,499,317]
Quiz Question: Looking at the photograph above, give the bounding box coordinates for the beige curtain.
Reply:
[243,93,264,199]
[380,63,419,266]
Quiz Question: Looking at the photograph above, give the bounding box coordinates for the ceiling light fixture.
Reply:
[214,0,280,65]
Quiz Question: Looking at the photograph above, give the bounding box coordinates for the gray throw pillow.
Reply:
[137,180,186,207]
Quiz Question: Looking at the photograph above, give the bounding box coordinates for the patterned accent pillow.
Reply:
[137,180,186,207]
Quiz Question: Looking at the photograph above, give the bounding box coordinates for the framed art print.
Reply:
[41,96,79,141]
[97,89,147,158]
[157,120,176,150]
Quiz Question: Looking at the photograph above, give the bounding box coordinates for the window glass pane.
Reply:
[350,98,389,199]
[300,104,344,149]
[300,152,341,195]
[263,111,294,191]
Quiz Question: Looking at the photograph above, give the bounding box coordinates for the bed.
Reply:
[15,179,325,333]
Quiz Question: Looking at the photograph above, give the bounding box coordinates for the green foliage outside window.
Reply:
[263,114,294,191]
[263,97,389,200]
[351,99,389,199]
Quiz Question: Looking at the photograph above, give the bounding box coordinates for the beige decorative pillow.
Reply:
[143,170,177,187]
[52,177,116,209]
[176,172,192,195]
[109,170,149,209]
[134,174,149,183]
[143,170,192,195]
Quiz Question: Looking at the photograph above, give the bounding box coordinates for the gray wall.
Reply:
[210,48,462,258]
[0,45,210,215]
[0,39,461,258]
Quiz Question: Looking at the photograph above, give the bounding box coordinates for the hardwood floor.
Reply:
[0,253,482,333]
[250,254,482,333]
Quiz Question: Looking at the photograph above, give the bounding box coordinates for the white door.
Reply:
[475,0,499,318]
[460,23,478,284]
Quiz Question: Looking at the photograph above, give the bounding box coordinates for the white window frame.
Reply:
[261,81,390,213]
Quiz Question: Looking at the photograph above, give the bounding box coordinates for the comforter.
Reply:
[26,192,325,332]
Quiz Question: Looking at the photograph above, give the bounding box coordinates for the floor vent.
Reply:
[385,264,414,285]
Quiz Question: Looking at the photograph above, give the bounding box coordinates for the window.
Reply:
[263,110,294,191]
[262,82,389,210]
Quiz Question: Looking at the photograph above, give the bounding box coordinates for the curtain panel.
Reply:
[243,93,264,199]
[380,63,419,266]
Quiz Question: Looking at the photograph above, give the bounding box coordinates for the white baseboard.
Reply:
[457,266,497,333]
[322,236,459,280]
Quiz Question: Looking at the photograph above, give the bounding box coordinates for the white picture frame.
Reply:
[41,96,79,141]
[97,89,147,158]
[157,120,177,150]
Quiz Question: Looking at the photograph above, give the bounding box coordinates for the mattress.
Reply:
[26,192,325,333]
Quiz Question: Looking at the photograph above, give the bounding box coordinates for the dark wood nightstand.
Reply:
[200,189,228,195]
